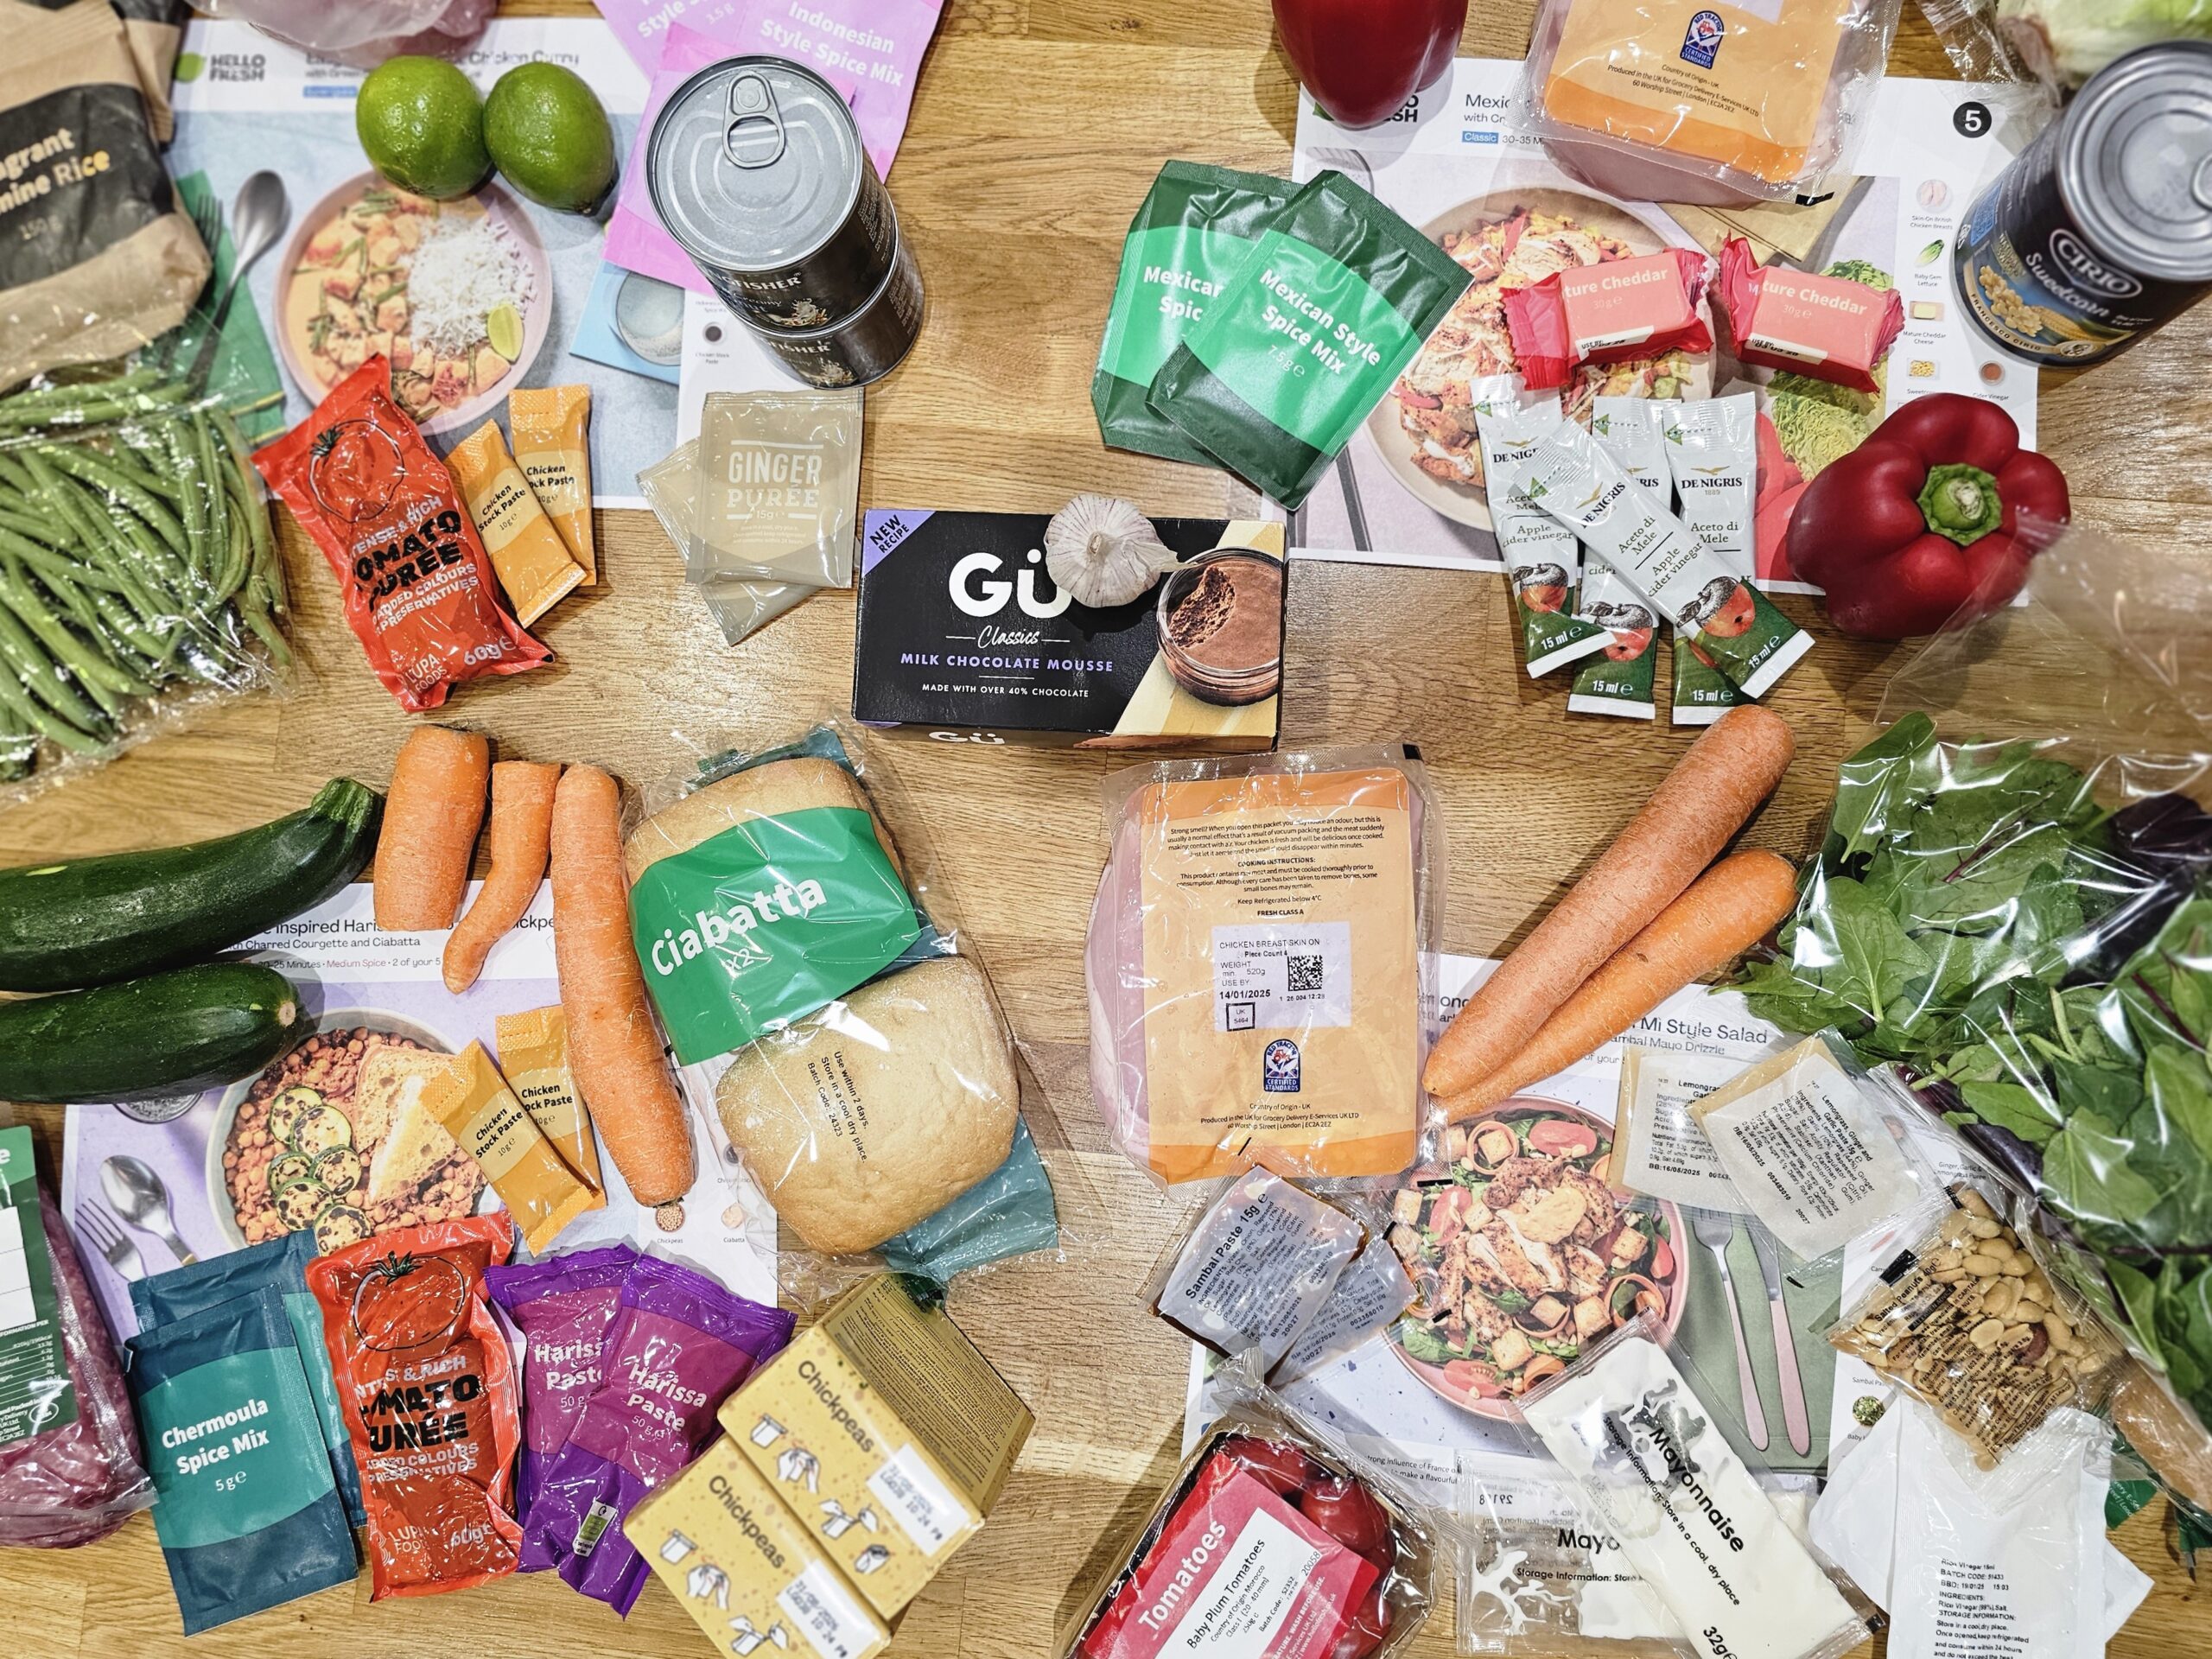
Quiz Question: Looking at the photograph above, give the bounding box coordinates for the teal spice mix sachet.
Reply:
[1147,168,1471,509]
[1093,161,1300,467]
[126,1287,356,1634]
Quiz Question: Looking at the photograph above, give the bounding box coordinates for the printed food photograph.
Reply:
[1376,188,1712,528]
[214,1014,483,1250]
[1385,1100,1685,1416]
[279,173,552,433]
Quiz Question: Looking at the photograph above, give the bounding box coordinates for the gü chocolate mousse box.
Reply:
[853,509,1285,750]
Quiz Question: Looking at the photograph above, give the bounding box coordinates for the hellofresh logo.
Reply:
[646,878,830,977]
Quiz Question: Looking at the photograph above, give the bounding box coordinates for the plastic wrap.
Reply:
[633,723,1064,1287]
[1086,746,1443,1187]
[1512,1318,1871,1659]
[1736,521,2212,1506]
[0,365,293,810]
[696,390,863,588]
[1058,1362,1439,1659]
[1520,0,1903,205]
[197,0,495,65]
[0,1189,152,1548]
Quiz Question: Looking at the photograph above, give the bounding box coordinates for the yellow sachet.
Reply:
[424,1041,597,1254]
[508,385,595,583]
[447,417,586,625]
[494,1004,604,1193]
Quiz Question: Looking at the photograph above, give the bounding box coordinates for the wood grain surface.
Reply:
[2,2,2208,1655]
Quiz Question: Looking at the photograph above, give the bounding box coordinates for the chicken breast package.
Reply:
[1522,0,1904,205]
[1086,747,1442,1186]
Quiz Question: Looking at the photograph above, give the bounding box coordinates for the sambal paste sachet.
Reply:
[306,1213,524,1599]
[255,356,549,711]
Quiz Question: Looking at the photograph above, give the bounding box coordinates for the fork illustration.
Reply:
[73,1206,145,1282]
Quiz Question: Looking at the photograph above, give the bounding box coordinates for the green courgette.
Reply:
[0,777,380,992]
[0,962,306,1103]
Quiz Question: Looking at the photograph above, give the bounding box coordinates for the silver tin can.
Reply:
[647,55,899,332]
[746,220,924,388]
[1955,41,2212,365]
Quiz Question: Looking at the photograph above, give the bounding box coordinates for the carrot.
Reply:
[374,725,490,931]
[442,760,562,993]
[550,764,694,1216]
[1423,703,1795,1098]
[1441,850,1801,1122]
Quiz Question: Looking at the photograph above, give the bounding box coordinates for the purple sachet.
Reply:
[518,1252,794,1614]
[485,1242,638,1551]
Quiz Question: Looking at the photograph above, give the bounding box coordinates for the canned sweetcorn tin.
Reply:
[747,221,924,388]
[646,55,899,332]
[1955,41,2212,365]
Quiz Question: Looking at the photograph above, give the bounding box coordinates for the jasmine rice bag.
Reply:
[1146,169,1471,509]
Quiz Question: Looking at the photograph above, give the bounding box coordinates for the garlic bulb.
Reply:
[1044,494,1175,607]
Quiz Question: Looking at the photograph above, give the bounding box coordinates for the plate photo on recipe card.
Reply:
[1373,188,1715,534]
[276,172,554,436]
[1385,1096,1688,1420]
[207,1007,483,1252]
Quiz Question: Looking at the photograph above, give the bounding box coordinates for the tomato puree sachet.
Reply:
[307,1214,524,1599]
[256,355,549,711]
[520,1253,793,1614]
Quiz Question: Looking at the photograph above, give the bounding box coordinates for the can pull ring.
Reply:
[724,71,785,170]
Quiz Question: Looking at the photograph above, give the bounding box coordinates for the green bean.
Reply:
[0,367,165,410]
[0,390,193,429]
[157,420,209,588]
[0,559,144,705]
[0,601,105,733]
[33,443,190,565]
[217,411,287,620]
[192,416,241,601]
[0,649,100,755]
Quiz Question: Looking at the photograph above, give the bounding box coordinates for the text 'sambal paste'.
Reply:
[307,1214,524,1599]
[255,354,549,711]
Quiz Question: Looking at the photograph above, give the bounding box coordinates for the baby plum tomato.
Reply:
[1327,1580,1394,1659]
[1217,1436,1315,1497]
[1300,1474,1395,1566]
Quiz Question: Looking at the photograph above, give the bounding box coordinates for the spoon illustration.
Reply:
[99,1155,198,1268]
[188,169,289,385]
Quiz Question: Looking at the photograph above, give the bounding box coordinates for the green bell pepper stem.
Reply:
[1917,462,2004,548]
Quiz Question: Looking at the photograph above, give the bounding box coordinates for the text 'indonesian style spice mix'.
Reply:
[306,1214,524,1599]
[255,356,549,712]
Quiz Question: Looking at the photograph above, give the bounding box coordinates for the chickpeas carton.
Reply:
[624,1436,891,1659]
[716,1274,1034,1621]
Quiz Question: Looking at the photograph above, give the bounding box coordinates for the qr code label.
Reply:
[1211,925,1351,1032]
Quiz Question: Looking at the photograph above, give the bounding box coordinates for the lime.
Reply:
[486,302,524,361]
[485,63,617,214]
[356,56,490,201]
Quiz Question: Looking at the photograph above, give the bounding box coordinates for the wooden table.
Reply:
[4,2,2209,1654]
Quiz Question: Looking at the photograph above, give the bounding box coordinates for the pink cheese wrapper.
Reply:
[518,1253,793,1615]
[485,1243,638,1558]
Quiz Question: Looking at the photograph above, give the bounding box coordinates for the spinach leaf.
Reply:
[1957,1079,2062,1147]
[2044,1110,2166,1229]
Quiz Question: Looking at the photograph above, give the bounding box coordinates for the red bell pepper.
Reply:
[1783,393,2069,639]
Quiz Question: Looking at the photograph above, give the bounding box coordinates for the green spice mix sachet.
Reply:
[1146,168,1471,509]
[1094,162,1300,468]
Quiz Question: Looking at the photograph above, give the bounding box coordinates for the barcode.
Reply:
[1287,956,1325,993]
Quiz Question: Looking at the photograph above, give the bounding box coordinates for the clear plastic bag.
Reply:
[1519,0,1903,206]
[1058,1357,1439,1659]
[1916,0,2209,92]
[1086,745,1444,1187]
[637,436,817,646]
[632,722,1065,1290]
[1733,521,2212,1504]
[0,365,293,812]
[1511,1316,1872,1659]
[197,0,495,66]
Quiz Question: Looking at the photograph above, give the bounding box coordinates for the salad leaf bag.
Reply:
[1146,170,1471,509]
[1094,161,1300,467]
[1736,520,2212,1520]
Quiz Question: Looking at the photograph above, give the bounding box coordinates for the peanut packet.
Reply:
[424,1043,597,1255]
[1523,418,1811,700]
[448,418,588,626]
[508,385,596,582]
[494,1005,604,1194]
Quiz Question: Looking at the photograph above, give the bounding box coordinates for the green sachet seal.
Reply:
[1094,161,1300,468]
[629,804,923,1064]
[1146,168,1471,509]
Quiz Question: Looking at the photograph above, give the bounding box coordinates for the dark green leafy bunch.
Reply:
[1741,713,2212,1421]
